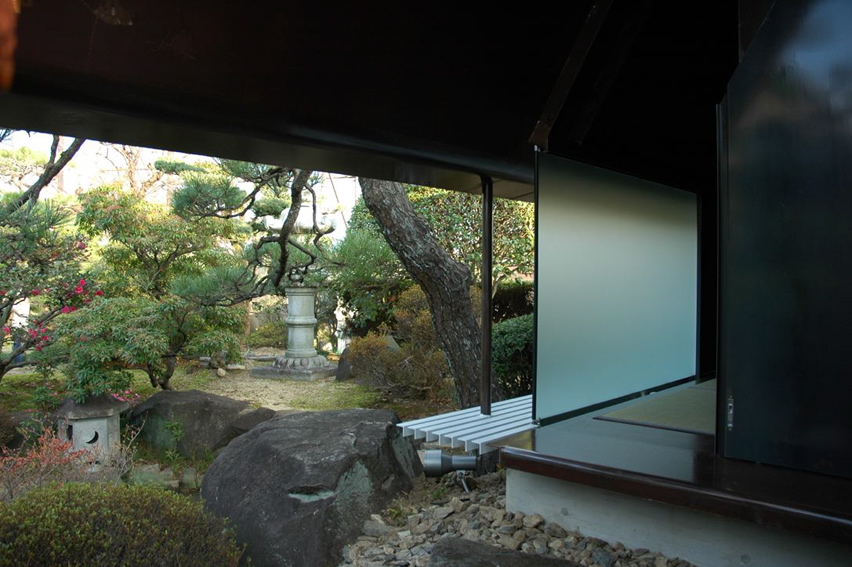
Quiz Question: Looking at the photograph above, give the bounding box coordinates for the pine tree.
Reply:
[0,134,87,381]
[64,159,336,392]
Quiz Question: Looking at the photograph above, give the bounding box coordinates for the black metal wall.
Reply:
[719,0,852,478]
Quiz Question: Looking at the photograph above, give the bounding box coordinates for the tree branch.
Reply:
[9,137,85,211]
[272,169,310,288]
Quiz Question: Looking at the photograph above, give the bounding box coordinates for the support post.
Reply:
[481,175,493,416]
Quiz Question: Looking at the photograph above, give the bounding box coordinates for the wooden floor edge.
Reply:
[500,446,852,546]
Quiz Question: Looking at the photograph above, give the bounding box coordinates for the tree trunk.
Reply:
[147,355,176,390]
[360,178,500,408]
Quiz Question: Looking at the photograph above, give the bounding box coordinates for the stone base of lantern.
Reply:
[250,354,338,381]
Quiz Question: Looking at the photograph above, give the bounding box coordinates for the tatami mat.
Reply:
[595,381,716,435]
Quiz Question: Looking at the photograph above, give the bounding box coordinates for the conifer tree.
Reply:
[0,133,87,381]
[66,184,247,393]
[64,159,335,393]
[167,161,334,301]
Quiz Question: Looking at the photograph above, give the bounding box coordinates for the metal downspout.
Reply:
[481,175,493,415]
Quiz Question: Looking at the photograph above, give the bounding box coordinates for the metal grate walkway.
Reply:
[398,395,535,453]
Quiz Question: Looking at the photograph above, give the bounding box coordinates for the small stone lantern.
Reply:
[56,394,128,465]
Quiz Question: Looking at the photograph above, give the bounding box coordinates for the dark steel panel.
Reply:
[0,92,535,199]
[720,0,852,478]
[4,1,738,198]
[738,0,779,59]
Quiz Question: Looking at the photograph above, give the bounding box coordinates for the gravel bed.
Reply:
[339,471,695,567]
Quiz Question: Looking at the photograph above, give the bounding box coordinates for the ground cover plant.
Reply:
[0,425,135,503]
[0,366,216,416]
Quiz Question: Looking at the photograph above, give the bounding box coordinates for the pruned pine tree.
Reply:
[0,134,86,381]
[71,183,247,392]
[66,159,336,392]
[167,161,336,302]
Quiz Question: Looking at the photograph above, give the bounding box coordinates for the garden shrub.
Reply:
[347,289,453,402]
[0,427,89,503]
[0,426,134,503]
[246,320,288,349]
[392,286,435,344]
[348,333,451,402]
[347,333,399,385]
[0,483,243,566]
[492,314,534,398]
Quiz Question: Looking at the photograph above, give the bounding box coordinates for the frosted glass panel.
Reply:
[536,155,697,421]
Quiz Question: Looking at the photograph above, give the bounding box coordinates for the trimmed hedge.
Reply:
[0,483,243,566]
[345,286,453,401]
[492,280,533,322]
[492,314,534,398]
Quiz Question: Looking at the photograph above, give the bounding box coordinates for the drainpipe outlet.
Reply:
[423,449,478,477]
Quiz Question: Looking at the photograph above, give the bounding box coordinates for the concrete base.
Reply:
[505,469,852,567]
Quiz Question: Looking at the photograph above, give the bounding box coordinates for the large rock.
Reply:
[426,538,582,567]
[335,347,353,381]
[130,390,275,458]
[201,409,423,567]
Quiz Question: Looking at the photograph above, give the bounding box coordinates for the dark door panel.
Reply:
[719,0,852,478]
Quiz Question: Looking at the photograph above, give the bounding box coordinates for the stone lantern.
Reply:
[56,395,128,466]
[252,286,337,381]
[250,191,338,380]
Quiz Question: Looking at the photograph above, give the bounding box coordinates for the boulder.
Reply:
[382,334,401,351]
[335,347,353,381]
[228,406,277,436]
[130,390,274,458]
[201,409,422,567]
[426,538,582,567]
[4,411,34,450]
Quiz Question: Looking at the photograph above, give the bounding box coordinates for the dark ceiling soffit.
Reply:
[564,9,647,146]
[0,92,535,201]
[529,0,614,150]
